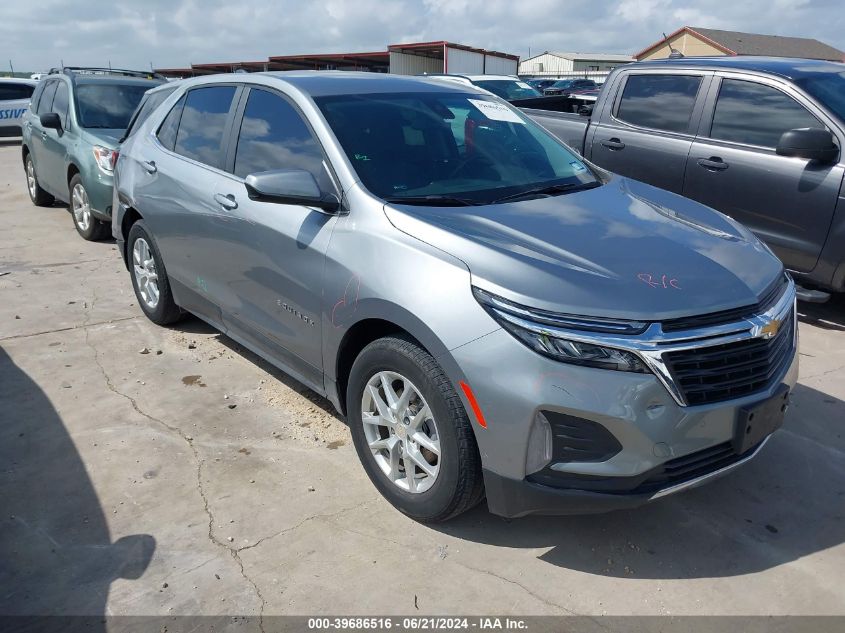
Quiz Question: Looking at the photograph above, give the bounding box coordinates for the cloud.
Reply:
[1,0,843,72]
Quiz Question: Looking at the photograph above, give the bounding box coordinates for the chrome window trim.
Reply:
[484,278,797,407]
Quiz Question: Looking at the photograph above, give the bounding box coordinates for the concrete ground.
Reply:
[2,139,845,618]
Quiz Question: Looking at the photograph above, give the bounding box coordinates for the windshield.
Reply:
[474,80,541,100]
[316,92,598,205]
[795,71,845,123]
[76,83,154,129]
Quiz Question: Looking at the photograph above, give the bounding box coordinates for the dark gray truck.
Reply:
[520,56,845,300]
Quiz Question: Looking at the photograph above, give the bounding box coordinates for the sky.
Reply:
[2,0,844,73]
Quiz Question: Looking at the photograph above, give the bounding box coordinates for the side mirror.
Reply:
[244,169,340,213]
[40,112,62,132]
[776,128,838,163]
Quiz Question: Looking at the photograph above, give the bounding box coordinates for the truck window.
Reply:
[173,86,236,168]
[709,79,823,148]
[615,74,701,133]
[232,88,332,191]
[0,83,34,101]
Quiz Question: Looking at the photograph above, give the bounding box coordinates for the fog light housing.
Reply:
[526,411,553,474]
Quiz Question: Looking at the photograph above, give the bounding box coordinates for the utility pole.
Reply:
[9,60,14,75]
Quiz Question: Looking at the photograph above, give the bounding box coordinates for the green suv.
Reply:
[22,68,163,240]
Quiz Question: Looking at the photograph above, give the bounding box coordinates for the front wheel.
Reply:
[347,336,485,522]
[127,220,183,325]
[69,174,110,241]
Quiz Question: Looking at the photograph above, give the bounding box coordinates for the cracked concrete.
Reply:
[2,141,845,617]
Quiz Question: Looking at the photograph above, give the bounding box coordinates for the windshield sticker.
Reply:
[638,273,681,290]
[516,82,533,89]
[467,99,525,124]
[569,161,586,172]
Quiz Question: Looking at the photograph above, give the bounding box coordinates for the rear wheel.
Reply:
[347,335,485,522]
[25,154,54,207]
[127,220,183,325]
[69,174,110,241]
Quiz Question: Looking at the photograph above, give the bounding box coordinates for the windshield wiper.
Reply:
[383,195,482,207]
[492,181,601,204]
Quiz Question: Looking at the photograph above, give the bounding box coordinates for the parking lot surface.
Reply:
[2,140,845,617]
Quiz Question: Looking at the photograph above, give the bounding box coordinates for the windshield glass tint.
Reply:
[76,83,152,129]
[474,80,540,100]
[795,71,845,123]
[316,92,596,204]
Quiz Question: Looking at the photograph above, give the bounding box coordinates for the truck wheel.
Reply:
[69,174,110,241]
[25,154,54,207]
[347,335,485,522]
[127,220,183,325]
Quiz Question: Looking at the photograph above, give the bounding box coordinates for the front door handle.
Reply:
[141,160,157,174]
[697,157,729,171]
[600,138,625,150]
[214,193,238,210]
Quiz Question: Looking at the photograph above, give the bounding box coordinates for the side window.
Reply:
[0,83,34,101]
[616,74,702,133]
[174,86,237,168]
[156,94,185,151]
[30,81,47,112]
[233,88,333,191]
[710,79,824,148]
[52,82,69,128]
[36,81,58,116]
[125,87,176,139]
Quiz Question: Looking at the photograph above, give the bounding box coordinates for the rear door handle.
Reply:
[697,157,729,171]
[141,160,157,174]
[600,138,625,150]
[214,193,238,210]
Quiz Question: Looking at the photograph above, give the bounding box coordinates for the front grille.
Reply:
[663,311,794,406]
[661,273,788,332]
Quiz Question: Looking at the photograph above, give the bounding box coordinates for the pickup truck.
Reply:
[522,56,845,299]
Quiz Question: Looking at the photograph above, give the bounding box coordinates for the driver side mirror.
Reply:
[40,112,62,132]
[244,169,340,213]
[776,128,838,163]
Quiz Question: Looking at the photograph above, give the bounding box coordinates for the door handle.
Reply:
[600,138,625,150]
[214,193,238,210]
[141,160,157,174]
[697,157,729,171]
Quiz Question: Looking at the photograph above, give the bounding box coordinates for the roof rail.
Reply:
[47,66,166,81]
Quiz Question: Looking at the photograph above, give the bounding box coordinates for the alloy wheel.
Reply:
[26,159,37,199]
[132,237,160,309]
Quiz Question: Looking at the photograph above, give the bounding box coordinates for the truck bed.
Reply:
[520,108,590,155]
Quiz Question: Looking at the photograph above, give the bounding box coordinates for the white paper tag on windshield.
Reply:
[468,99,525,124]
[516,81,532,89]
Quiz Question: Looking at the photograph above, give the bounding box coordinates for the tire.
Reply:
[25,153,54,207]
[69,174,110,241]
[127,220,183,325]
[347,335,485,522]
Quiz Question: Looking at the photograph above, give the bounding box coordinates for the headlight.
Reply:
[473,287,650,373]
[93,146,119,172]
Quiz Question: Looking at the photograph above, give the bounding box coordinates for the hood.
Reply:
[383,176,784,321]
[81,128,123,148]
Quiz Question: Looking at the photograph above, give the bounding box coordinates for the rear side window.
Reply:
[125,87,176,139]
[0,83,34,101]
[616,74,702,133]
[36,81,58,115]
[709,79,823,148]
[157,94,185,150]
[52,82,69,128]
[174,86,237,168]
[233,88,331,189]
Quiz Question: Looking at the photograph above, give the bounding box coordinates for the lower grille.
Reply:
[663,310,794,406]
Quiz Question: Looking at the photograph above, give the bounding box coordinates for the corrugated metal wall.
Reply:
[446,47,485,73]
[389,51,443,75]
[483,54,518,75]
[518,53,575,75]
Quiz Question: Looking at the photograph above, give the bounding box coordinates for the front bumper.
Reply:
[451,316,798,518]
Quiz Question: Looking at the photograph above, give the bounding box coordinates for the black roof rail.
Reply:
[47,66,166,81]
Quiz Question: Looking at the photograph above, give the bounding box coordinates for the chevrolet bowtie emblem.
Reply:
[760,318,782,339]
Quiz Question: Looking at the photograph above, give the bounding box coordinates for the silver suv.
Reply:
[113,72,797,521]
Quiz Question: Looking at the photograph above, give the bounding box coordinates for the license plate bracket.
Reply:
[733,384,789,454]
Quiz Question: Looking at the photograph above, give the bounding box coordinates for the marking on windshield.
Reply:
[638,273,681,290]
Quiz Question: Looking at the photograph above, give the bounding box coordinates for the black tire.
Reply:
[25,153,54,207]
[69,174,110,241]
[127,220,183,325]
[347,335,485,522]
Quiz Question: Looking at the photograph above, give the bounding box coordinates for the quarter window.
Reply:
[36,81,57,116]
[173,86,237,168]
[157,95,185,151]
[233,88,331,190]
[710,79,823,148]
[616,74,702,133]
[125,86,176,139]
